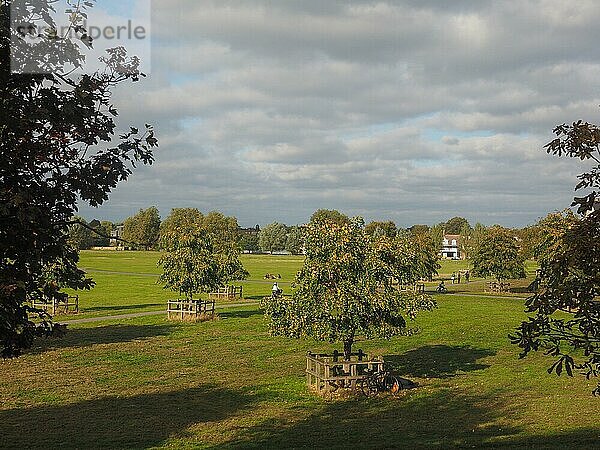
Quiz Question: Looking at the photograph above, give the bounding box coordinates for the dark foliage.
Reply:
[512,120,600,395]
[0,0,157,356]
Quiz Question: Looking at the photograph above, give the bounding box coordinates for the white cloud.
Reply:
[78,1,599,227]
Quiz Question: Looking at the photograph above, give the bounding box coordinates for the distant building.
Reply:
[238,224,260,235]
[110,224,124,247]
[441,234,464,259]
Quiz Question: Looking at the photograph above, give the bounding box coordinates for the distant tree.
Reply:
[471,227,526,282]
[409,224,430,236]
[68,217,95,250]
[239,233,260,253]
[530,211,579,261]
[123,207,161,250]
[462,223,487,259]
[445,216,471,235]
[512,120,600,394]
[371,232,440,285]
[259,222,288,253]
[429,223,445,251]
[95,221,114,247]
[0,1,157,356]
[285,226,304,255]
[309,209,350,226]
[159,209,247,280]
[515,225,539,260]
[202,211,240,250]
[262,218,437,360]
[364,220,397,238]
[160,208,204,239]
[158,227,221,300]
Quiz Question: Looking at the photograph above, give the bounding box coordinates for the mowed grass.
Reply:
[64,251,306,318]
[68,251,538,319]
[2,292,599,448]
[8,251,593,448]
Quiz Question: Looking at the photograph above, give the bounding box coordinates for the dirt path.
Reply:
[58,301,260,325]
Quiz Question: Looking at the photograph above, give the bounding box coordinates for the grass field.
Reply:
[67,251,537,319]
[2,251,597,448]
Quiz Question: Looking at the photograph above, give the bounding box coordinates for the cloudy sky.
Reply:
[77,0,600,227]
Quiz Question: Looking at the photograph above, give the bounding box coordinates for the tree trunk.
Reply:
[343,339,353,361]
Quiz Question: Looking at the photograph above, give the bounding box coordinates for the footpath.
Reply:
[58,301,260,325]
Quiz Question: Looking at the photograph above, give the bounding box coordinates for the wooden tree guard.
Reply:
[32,295,79,315]
[208,285,243,300]
[485,281,511,293]
[167,299,215,320]
[306,350,384,395]
[398,282,426,293]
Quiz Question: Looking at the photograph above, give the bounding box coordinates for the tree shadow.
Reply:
[214,389,525,449]
[0,384,259,449]
[213,388,600,449]
[219,309,263,320]
[31,324,176,352]
[385,345,495,379]
[244,294,267,300]
[82,303,163,313]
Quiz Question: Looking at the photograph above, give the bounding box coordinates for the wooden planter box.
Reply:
[306,350,384,395]
[208,285,243,300]
[32,295,79,315]
[167,299,215,321]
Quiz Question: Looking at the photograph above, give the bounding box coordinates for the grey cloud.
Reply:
[77,1,598,227]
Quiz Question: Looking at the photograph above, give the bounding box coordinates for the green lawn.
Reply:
[4,251,596,448]
[69,252,538,319]
[64,252,306,318]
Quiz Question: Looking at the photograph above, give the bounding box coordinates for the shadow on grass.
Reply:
[244,294,267,301]
[32,324,176,352]
[385,345,495,379]
[215,389,522,449]
[219,309,263,320]
[214,387,600,449]
[82,303,163,313]
[0,384,259,449]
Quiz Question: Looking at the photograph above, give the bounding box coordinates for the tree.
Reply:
[0,1,157,357]
[444,216,471,235]
[67,216,95,250]
[309,209,350,226]
[239,233,259,253]
[512,120,600,394]
[364,220,397,238]
[202,211,248,280]
[408,224,430,236]
[371,232,440,285]
[123,207,161,250]
[259,222,287,253]
[285,226,304,255]
[160,208,204,239]
[471,227,526,282]
[462,222,487,259]
[261,218,437,360]
[429,223,445,251]
[95,221,114,247]
[158,227,221,300]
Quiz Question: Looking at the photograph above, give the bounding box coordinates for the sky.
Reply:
[76,0,600,228]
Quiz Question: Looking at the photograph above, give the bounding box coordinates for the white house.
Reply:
[441,234,463,259]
